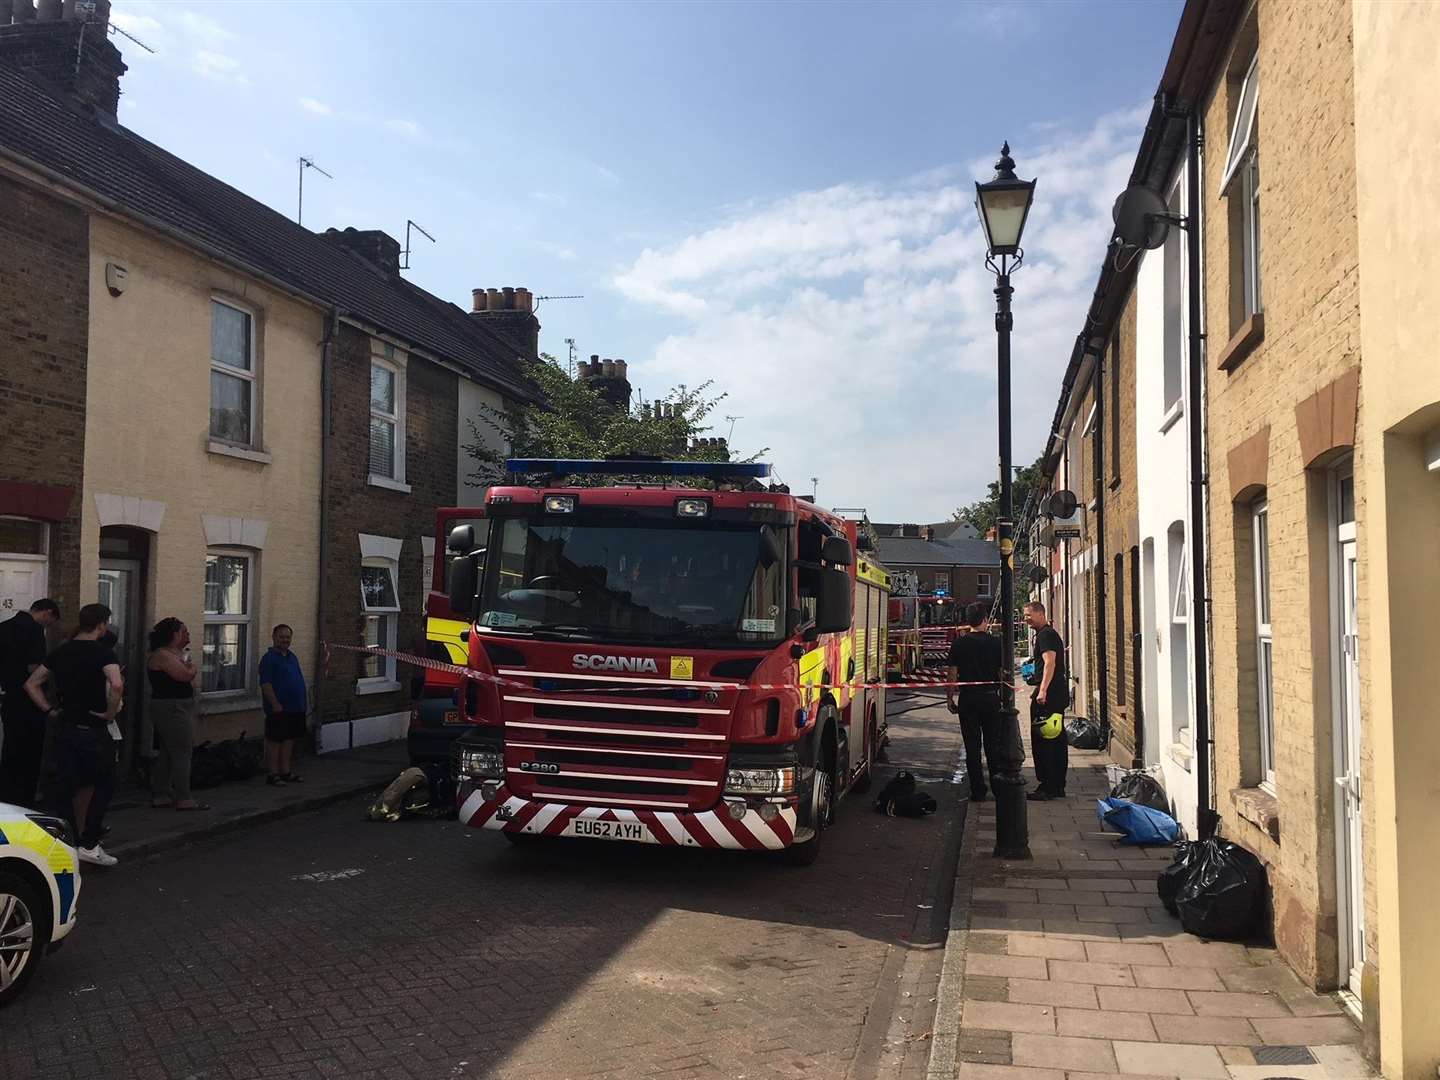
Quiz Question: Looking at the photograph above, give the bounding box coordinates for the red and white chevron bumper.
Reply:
[458,783,798,851]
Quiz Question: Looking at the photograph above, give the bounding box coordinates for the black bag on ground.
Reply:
[1157,840,1200,914]
[1065,717,1105,750]
[190,741,229,789]
[1172,837,1268,940]
[217,731,263,782]
[1110,770,1169,813]
[873,770,938,818]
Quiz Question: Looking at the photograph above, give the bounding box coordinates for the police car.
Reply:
[0,802,80,1004]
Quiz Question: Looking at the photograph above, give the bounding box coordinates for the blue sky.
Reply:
[111,0,1181,521]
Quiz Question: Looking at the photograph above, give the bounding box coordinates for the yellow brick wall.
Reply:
[82,215,324,742]
[1202,0,1362,990]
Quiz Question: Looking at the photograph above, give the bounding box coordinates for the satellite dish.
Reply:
[1036,525,1055,548]
[1046,490,1079,519]
[1026,565,1049,585]
[1112,184,1171,251]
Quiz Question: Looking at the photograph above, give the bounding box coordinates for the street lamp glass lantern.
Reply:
[975,143,1037,257]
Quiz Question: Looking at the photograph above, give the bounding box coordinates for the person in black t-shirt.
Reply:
[1023,601,1070,800]
[0,598,60,806]
[946,602,1007,800]
[24,603,123,866]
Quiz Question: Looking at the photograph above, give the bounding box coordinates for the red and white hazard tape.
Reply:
[325,641,999,692]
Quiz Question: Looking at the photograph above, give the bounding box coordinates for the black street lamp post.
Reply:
[976,142,1036,860]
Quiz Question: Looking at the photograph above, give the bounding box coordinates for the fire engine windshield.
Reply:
[476,518,785,645]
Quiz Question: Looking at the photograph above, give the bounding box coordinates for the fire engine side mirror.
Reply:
[814,569,852,635]
[447,556,479,618]
[820,536,853,567]
[448,524,476,553]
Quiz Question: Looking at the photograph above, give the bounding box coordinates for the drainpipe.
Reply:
[312,306,341,754]
[1183,107,1216,839]
[1092,346,1110,749]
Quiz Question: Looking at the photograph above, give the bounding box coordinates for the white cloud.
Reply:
[299,97,333,116]
[177,10,233,44]
[539,242,579,263]
[613,105,1147,521]
[192,49,247,84]
[385,118,423,139]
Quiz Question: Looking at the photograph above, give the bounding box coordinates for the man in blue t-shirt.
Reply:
[258,624,307,785]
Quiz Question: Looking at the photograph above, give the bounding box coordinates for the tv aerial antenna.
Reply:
[533,294,584,311]
[296,157,333,225]
[564,337,577,376]
[400,220,435,270]
[724,415,742,441]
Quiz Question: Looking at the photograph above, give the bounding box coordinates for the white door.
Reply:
[0,557,47,620]
[1333,469,1365,995]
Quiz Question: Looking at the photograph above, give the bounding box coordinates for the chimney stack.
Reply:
[573,349,632,413]
[0,0,126,116]
[921,525,935,542]
[321,228,401,277]
[469,284,540,360]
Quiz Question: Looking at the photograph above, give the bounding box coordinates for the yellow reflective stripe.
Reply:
[798,647,825,710]
[427,616,469,666]
[1,820,75,876]
[856,559,890,589]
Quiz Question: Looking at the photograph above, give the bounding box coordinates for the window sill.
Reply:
[355,679,402,696]
[1231,784,1281,843]
[1159,398,1185,435]
[367,474,412,494]
[1217,311,1265,373]
[201,692,262,715]
[208,440,272,465]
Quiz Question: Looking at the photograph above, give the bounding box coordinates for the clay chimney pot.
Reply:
[501,286,516,310]
[471,288,487,313]
[486,288,501,310]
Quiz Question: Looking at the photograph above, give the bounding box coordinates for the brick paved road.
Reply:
[1,695,965,1080]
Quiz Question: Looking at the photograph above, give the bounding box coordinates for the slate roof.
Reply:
[876,535,999,568]
[0,65,533,399]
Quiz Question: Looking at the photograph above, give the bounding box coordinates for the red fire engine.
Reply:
[443,458,891,865]
[918,594,963,665]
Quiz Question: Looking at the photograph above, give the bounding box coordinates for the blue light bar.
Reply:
[506,458,772,480]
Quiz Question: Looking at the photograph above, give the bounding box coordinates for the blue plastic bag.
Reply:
[1020,658,1038,684]
[1097,797,1180,846]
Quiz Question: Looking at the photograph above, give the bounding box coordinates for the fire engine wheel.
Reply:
[782,725,837,867]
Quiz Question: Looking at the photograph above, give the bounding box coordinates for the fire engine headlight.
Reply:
[675,498,710,519]
[725,766,796,796]
[459,748,504,779]
[543,495,576,514]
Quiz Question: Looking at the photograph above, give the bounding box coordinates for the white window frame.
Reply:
[1221,53,1262,321]
[209,298,257,448]
[1253,499,1275,790]
[934,571,950,593]
[1171,540,1189,625]
[368,343,410,492]
[1219,53,1259,192]
[201,547,255,698]
[358,556,401,693]
[976,572,993,599]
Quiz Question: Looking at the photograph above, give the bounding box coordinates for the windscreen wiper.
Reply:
[527,624,600,641]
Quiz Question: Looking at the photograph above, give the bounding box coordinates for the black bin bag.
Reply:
[1064,717,1104,750]
[1157,840,1199,915]
[1170,838,1268,940]
[1110,771,1169,813]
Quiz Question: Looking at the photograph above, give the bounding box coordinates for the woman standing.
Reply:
[146,618,208,811]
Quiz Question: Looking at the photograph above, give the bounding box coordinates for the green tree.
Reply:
[952,454,1048,627]
[462,355,760,488]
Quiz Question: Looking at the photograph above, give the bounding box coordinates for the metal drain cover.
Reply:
[1253,1045,1317,1066]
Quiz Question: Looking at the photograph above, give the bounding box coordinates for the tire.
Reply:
[0,869,47,1006]
[783,723,836,867]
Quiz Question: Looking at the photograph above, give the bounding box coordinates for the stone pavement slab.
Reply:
[930,711,1376,1080]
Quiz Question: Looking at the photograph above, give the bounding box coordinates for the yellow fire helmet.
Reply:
[1038,712,1065,740]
